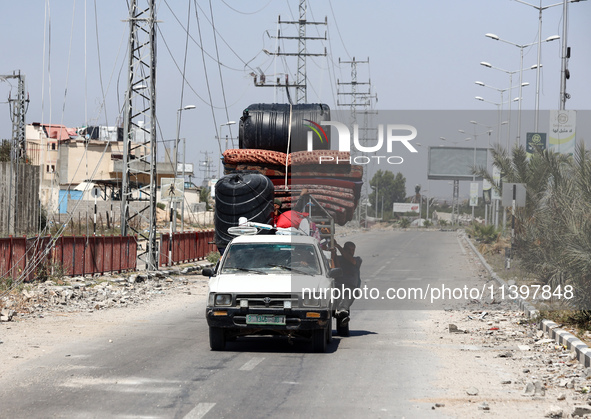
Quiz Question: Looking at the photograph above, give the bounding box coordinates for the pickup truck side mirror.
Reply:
[202,268,215,277]
[328,268,342,279]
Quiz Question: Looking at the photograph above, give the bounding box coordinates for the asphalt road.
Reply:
[0,229,476,419]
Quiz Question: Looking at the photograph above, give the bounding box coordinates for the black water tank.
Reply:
[214,172,274,250]
[239,103,331,153]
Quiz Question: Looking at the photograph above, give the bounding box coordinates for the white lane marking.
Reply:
[457,236,466,255]
[184,403,216,419]
[405,277,422,281]
[370,265,387,278]
[239,357,265,371]
[282,381,300,385]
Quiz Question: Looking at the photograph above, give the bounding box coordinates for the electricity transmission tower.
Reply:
[337,58,377,224]
[255,0,327,103]
[199,151,215,183]
[121,0,158,270]
[1,71,28,235]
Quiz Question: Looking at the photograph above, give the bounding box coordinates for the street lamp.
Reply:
[439,136,470,145]
[485,28,561,132]
[475,80,529,149]
[371,185,379,219]
[220,121,236,150]
[217,121,236,178]
[475,96,517,146]
[480,59,541,148]
[173,104,196,233]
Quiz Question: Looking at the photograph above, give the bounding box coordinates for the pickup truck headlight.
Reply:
[214,294,232,306]
[302,295,320,307]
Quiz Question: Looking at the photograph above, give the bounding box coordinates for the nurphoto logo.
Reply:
[305,120,418,165]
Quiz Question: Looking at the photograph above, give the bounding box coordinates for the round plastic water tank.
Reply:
[214,172,274,250]
[239,103,331,153]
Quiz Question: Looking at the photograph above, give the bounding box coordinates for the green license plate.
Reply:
[246,314,286,325]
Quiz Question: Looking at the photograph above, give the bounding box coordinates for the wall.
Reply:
[0,163,41,236]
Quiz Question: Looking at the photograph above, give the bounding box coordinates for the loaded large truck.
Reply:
[203,104,361,351]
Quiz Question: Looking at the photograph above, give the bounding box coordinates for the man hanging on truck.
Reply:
[331,240,362,326]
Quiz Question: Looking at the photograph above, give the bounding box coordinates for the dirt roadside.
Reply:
[0,270,210,380]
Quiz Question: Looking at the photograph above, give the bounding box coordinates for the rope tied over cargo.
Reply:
[284,103,293,188]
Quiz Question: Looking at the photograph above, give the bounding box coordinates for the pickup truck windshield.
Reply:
[220,243,321,275]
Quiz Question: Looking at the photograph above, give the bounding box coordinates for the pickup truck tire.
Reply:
[312,327,327,353]
[326,315,333,344]
[209,327,226,351]
[336,318,350,337]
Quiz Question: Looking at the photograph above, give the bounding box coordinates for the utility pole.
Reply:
[255,0,326,103]
[1,71,28,235]
[337,57,377,227]
[121,0,158,270]
[199,151,215,183]
[559,0,570,110]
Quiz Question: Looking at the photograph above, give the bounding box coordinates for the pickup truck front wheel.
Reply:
[209,327,226,351]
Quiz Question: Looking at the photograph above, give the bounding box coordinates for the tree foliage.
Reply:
[368,170,406,217]
[476,143,591,309]
[0,140,10,162]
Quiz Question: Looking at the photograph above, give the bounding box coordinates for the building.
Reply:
[25,123,199,221]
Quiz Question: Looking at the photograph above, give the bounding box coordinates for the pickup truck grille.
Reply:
[235,294,297,308]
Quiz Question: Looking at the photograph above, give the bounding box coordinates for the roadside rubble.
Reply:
[0,264,211,322]
[432,298,591,418]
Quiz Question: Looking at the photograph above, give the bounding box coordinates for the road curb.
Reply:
[461,232,591,369]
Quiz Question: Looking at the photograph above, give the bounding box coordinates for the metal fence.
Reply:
[53,235,137,276]
[0,235,137,281]
[159,230,216,267]
[0,230,216,281]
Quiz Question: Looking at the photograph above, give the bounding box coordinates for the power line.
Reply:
[194,0,219,141]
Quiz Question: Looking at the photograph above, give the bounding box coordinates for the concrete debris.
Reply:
[478,402,490,411]
[449,324,466,333]
[523,381,545,397]
[438,300,591,413]
[544,406,563,418]
[0,263,210,322]
[1,308,16,322]
[572,405,591,417]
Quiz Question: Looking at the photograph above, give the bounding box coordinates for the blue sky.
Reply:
[1,0,589,198]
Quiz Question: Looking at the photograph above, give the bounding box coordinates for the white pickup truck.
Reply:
[203,234,342,352]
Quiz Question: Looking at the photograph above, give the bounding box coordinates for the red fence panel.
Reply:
[0,234,138,281]
[159,233,169,267]
[112,237,122,273]
[25,236,52,282]
[126,236,137,271]
[74,237,85,276]
[156,230,216,267]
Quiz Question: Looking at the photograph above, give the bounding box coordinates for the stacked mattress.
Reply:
[222,149,362,225]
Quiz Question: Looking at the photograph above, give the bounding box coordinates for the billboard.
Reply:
[393,203,420,213]
[161,178,184,202]
[428,146,488,180]
[549,110,576,155]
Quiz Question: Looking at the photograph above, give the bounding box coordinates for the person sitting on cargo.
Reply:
[273,189,310,229]
[331,240,362,326]
[273,198,284,227]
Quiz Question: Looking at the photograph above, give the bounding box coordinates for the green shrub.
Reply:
[206,251,221,264]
